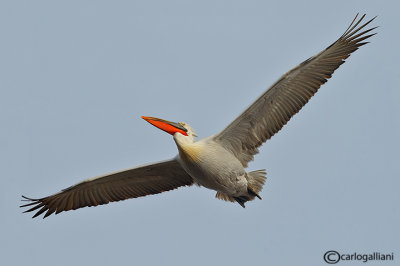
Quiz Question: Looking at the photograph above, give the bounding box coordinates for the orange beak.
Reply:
[142,116,188,136]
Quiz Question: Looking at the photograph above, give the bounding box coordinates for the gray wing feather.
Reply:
[214,14,377,167]
[21,159,193,218]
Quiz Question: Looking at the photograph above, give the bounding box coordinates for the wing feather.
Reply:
[214,14,377,167]
[21,159,193,218]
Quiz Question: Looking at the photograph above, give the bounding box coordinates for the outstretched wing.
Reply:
[213,14,377,167]
[21,159,193,218]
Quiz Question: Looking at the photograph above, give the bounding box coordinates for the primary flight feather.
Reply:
[21,14,376,218]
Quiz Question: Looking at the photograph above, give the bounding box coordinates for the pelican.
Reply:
[21,14,376,218]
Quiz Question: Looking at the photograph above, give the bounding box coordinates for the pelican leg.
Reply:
[248,185,262,200]
[234,195,250,208]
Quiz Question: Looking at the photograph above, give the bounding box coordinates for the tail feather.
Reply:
[247,169,267,195]
[215,169,267,208]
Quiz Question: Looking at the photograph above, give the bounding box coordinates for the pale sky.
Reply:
[1,1,399,266]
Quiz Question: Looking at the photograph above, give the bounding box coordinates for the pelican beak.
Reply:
[142,116,188,136]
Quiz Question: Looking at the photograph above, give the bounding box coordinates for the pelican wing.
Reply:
[214,14,376,167]
[21,159,193,218]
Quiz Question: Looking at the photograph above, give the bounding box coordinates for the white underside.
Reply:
[174,135,249,197]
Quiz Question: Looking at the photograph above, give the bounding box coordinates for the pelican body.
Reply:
[21,14,376,218]
[172,126,265,206]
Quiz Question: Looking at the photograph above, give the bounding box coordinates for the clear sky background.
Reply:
[1,1,399,266]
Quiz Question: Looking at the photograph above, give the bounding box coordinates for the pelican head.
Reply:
[142,116,197,140]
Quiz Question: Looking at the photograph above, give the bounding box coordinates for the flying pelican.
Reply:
[21,14,376,218]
